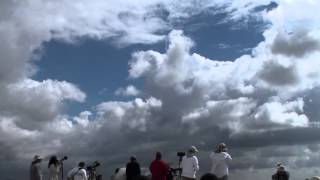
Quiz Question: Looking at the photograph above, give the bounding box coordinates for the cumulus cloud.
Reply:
[115,85,141,97]
[257,60,298,86]
[2,0,320,180]
[271,29,320,57]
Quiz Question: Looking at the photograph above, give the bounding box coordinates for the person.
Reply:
[311,177,320,180]
[210,143,232,180]
[48,156,61,180]
[200,173,218,180]
[181,146,199,180]
[30,155,43,180]
[111,168,120,180]
[150,152,170,180]
[271,163,289,180]
[126,156,141,180]
[67,161,88,180]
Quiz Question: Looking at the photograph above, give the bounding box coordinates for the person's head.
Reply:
[200,173,218,180]
[156,152,162,160]
[188,146,198,155]
[48,156,59,168]
[130,156,137,162]
[33,155,42,164]
[115,168,120,174]
[78,161,86,168]
[216,143,228,153]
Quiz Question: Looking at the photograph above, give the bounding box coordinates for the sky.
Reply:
[1,0,320,180]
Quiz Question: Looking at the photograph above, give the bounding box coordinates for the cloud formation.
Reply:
[1,0,320,180]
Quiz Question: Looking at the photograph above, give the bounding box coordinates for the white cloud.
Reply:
[115,85,141,97]
[2,0,320,179]
[96,97,162,131]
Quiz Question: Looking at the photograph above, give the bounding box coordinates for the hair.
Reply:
[130,156,137,162]
[156,152,162,160]
[200,173,218,180]
[78,161,86,168]
[48,156,59,168]
[115,168,120,174]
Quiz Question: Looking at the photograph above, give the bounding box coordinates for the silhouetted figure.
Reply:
[30,155,43,180]
[210,143,232,180]
[48,156,61,180]
[126,156,141,180]
[150,152,170,180]
[67,161,88,180]
[200,173,218,180]
[272,164,289,180]
[181,146,199,180]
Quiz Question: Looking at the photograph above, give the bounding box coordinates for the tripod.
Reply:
[177,156,183,180]
[59,156,68,180]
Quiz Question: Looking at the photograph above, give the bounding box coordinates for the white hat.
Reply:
[188,146,198,153]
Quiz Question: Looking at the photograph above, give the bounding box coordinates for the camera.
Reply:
[87,161,101,171]
[177,152,186,157]
[59,156,68,161]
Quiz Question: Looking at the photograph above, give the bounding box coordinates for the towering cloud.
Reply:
[1,0,320,180]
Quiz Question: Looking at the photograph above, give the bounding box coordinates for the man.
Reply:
[30,155,43,180]
[67,161,88,180]
[150,152,170,180]
[272,163,289,180]
[210,143,232,180]
[126,156,141,180]
[181,146,200,180]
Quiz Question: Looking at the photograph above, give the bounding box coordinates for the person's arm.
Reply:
[193,157,199,172]
[225,153,232,164]
[137,163,141,175]
[82,169,88,180]
[126,164,130,175]
[67,168,75,178]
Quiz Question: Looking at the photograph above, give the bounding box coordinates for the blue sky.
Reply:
[1,1,320,180]
[34,10,266,116]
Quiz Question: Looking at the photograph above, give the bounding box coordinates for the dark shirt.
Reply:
[126,161,141,180]
[272,171,289,180]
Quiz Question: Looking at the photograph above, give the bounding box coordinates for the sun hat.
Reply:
[33,155,42,161]
[188,146,198,153]
[217,143,228,151]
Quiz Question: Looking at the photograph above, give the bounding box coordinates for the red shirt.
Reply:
[150,159,170,180]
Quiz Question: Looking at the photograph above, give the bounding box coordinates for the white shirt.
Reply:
[67,167,88,180]
[181,155,199,178]
[210,152,232,178]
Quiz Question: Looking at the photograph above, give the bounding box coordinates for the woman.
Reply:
[181,146,200,180]
[48,156,61,180]
[210,143,232,180]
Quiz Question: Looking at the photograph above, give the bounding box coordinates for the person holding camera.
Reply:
[48,156,61,180]
[181,146,200,180]
[30,155,43,180]
[150,152,170,180]
[67,161,88,180]
[210,143,232,180]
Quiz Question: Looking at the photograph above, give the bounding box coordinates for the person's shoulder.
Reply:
[192,155,198,160]
[78,168,87,175]
[221,152,230,156]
